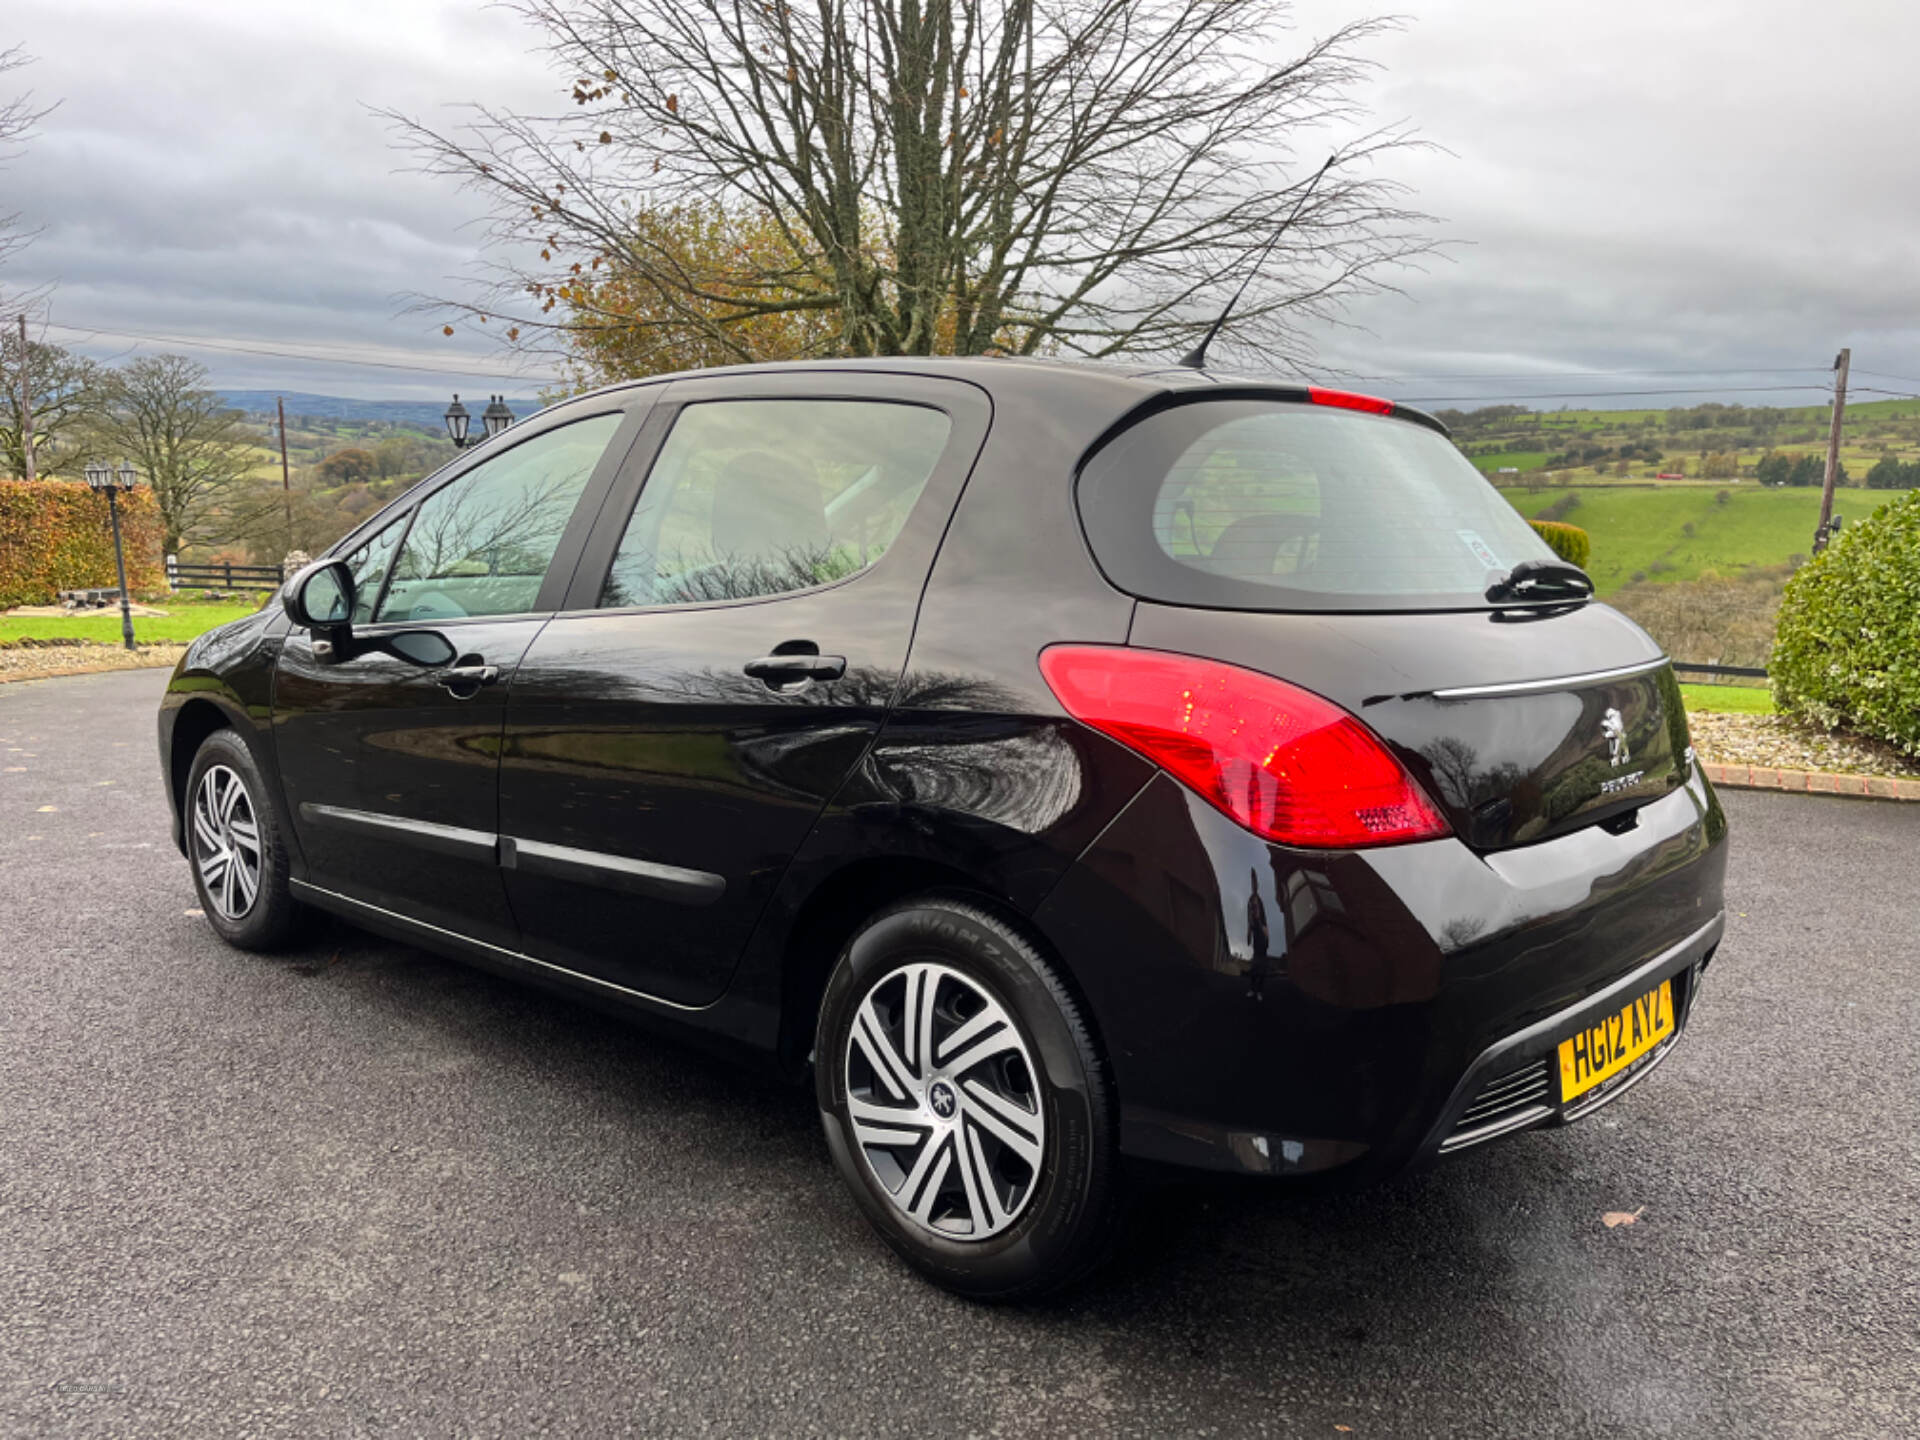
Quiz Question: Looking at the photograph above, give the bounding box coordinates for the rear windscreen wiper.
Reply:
[1486,558,1595,604]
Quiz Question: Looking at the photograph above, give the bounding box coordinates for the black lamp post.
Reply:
[84,459,141,651]
[445,393,516,449]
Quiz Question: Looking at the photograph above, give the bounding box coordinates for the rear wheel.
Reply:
[815,897,1121,1300]
[185,730,299,951]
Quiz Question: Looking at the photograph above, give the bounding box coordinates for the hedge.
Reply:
[0,481,168,609]
[1771,488,1920,756]
[1529,519,1591,569]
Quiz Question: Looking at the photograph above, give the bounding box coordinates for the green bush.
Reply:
[1528,519,1591,569]
[1770,488,1920,755]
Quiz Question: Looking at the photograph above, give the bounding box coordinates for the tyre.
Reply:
[815,897,1121,1300]
[184,729,300,951]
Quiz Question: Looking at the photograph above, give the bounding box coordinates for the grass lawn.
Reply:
[1680,682,1776,715]
[1504,484,1914,595]
[0,598,259,647]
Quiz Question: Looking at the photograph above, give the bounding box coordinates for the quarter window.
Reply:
[599,400,951,609]
[377,414,622,623]
[338,513,407,623]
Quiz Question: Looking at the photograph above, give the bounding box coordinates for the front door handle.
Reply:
[438,663,500,696]
[743,654,846,686]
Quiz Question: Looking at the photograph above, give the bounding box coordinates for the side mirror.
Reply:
[282,559,356,659]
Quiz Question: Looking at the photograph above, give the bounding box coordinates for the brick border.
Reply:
[1701,761,1920,801]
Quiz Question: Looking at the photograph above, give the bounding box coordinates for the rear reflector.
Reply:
[1039,645,1450,849]
[1307,385,1395,416]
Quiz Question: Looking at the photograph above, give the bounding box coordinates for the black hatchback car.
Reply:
[160,359,1727,1298]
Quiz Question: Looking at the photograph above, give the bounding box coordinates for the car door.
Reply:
[495,372,991,1007]
[274,404,647,946]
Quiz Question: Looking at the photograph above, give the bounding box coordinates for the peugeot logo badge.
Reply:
[1602,707,1630,768]
[928,1080,957,1119]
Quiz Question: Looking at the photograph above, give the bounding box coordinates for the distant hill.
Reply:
[217,391,547,429]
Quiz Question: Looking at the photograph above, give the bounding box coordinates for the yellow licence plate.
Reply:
[1558,979,1675,1103]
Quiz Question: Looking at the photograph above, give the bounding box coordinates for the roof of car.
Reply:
[561,355,1448,435]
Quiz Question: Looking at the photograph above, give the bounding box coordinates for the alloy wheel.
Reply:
[844,961,1047,1241]
[192,764,262,921]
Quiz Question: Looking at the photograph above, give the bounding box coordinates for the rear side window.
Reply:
[1077,401,1558,612]
[599,399,950,609]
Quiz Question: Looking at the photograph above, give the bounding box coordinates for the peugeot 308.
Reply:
[159,359,1728,1298]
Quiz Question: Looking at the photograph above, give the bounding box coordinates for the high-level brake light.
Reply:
[1306,386,1395,416]
[1039,645,1450,849]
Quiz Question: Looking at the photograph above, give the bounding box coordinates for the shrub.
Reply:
[1865,455,1920,490]
[0,482,168,609]
[1771,489,1920,755]
[1535,492,1582,523]
[1528,519,1590,569]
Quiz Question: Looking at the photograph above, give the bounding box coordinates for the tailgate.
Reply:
[1360,659,1689,850]
[1126,601,1691,852]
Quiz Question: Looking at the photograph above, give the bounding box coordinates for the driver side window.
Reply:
[377,413,622,623]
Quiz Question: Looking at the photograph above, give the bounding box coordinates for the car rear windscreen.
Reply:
[1076,400,1562,612]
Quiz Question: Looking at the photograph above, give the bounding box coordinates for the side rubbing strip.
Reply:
[499,835,726,907]
[298,803,497,861]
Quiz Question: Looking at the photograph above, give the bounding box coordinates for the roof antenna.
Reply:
[1178,155,1336,371]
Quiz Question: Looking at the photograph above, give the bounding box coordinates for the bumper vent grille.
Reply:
[1440,1058,1554,1153]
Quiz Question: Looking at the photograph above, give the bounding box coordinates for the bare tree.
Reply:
[390,0,1431,374]
[0,331,101,479]
[0,46,55,311]
[90,356,263,554]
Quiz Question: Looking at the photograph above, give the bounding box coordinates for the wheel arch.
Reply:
[772,855,1107,1090]
[167,697,235,853]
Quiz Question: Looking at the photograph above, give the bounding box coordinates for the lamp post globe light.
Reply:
[445,394,516,450]
[84,459,142,652]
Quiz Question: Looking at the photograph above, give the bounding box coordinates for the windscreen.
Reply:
[1077,400,1561,611]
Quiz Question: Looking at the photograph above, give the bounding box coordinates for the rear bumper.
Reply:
[1421,911,1718,1158]
[1032,765,1729,1179]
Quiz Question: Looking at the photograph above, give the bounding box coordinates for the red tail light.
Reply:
[1039,645,1450,849]
[1307,386,1395,416]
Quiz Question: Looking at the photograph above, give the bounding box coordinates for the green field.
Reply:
[1504,484,1912,595]
[1680,682,1776,715]
[1472,450,1551,473]
[0,599,257,647]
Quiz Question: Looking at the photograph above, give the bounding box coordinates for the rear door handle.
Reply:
[743,654,846,685]
[438,663,499,695]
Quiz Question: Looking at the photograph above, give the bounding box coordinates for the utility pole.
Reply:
[1814,348,1850,554]
[16,315,35,482]
[276,396,293,551]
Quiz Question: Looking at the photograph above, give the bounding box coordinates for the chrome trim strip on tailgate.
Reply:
[1429,656,1668,700]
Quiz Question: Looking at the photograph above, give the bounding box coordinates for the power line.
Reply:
[40,321,560,385]
[1394,383,1837,405]
[1349,365,1833,383]
[1853,369,1920,389]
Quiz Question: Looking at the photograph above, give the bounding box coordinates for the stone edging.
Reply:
[1702,761,1920,801]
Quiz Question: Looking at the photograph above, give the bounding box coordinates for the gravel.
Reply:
[0,641,184,683]
[1688,710,1920,778]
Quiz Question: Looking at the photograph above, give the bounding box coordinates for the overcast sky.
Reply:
[5,0,1917,408]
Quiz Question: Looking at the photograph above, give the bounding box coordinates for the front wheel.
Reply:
[185,729,300,951]
[815,897,1121,1300]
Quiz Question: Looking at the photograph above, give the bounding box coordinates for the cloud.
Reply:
[5,0,1917,406]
